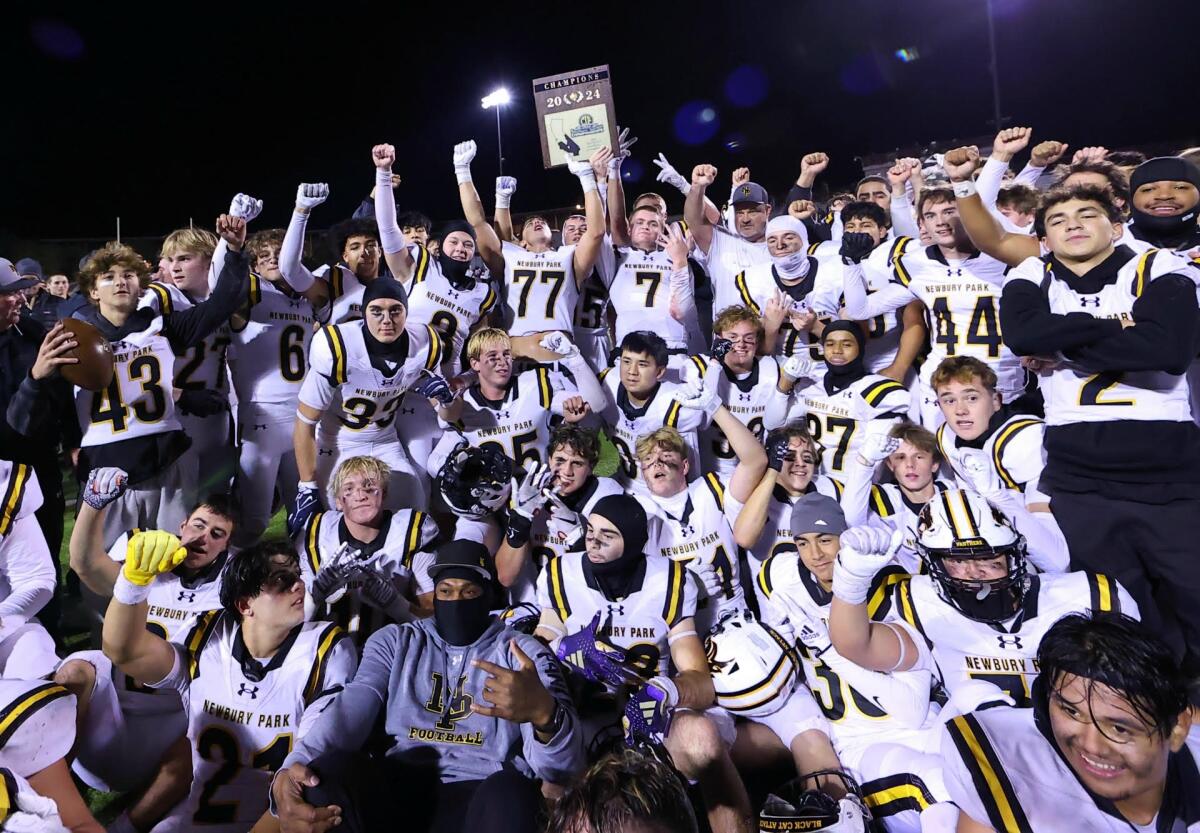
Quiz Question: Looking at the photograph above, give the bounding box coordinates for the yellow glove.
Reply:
[123,531,188,586]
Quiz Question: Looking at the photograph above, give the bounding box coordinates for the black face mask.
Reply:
[434,595,493,646]
[1129,157,1200,248]
[821,321,868,395]
[438,252,473,288]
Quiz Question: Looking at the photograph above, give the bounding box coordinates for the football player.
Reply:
[562,211,613,374]
[931,356,1069,573]
[829,489,1138,711]
[102,538,357,833]
[228,227,319,544]
[0,460,57,679]
[945,612,1200,833]
[70,217,248,546]
[535,494,754,833]
[757,498,958,832]
[299,455,437,633]
[496,425,624,604]
[293,276,444,520]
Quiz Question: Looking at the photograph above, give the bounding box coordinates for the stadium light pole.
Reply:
[481,87,512,175]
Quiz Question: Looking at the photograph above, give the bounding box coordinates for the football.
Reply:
[59,318,115,391]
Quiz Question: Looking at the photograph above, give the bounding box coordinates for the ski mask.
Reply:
[821,320,867,395]
[767,216,811,280]
[431,540,495,646]
[437,221,477,288]
[1129,157,1200,246]
[585,494,650,600]
[360,276,409,368]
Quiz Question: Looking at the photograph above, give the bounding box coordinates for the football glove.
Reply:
[82,467,128,511]
[833,525,903,605]
[839,231,876,264]
[295,183,329,211]
[412,371,454,405]
[124,531,187,587]
[287,481,323,540]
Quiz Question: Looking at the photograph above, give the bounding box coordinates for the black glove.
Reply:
[711,337,734,363]
[839,232,876,265]
[412,372,454,405]
[177,388,229,417]
[767,433,795,472]
[505,509,533,548]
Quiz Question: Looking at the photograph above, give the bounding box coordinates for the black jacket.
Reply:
[1,310,80,465]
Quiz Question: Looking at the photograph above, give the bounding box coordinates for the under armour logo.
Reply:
[318,449,334,456]
[1079,297,1101,307]
[679,525,695,538]
[607,604,626,617]
[400,408,416,415]
[945,268,963,277]
[500,410,511,420]
[448,290,460,299]
[237,683,259,698]
[738,393,752,401]
[177,591,196,603]
[996,635,1024,650]
[254,423,268,430]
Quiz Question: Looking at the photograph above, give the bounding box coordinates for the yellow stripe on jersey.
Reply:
[248,272,262,306]
[0,683,71,747]
[719,641,796,714]
[304,624,347,705]
[598,367,610,384]
[0,768,14,823]
[807,241,822,256]
[935,423,949,456]
[946,715,1033,833]
[861,378,905,407]
[662,561,686,626]
[481,286,498,315]
[828,478,845,500]
[895,578,926,638]
[424,325,443,371]
[991,419,1041,491]
[889,236,914,287]
[149,282,173,316]
[1132,249,1158,298]
[305,512,325,574]
[689,355,708,378]
[329,266,345,299]
[0,463,31,538]
[536,367,552,410]
[665,400,682,428]
[187,610,222,680]
[548,557,571,622]
[677,220,689,236]
[1088,573,1116,613]
[870,485,896,518]
[862,774,935,818]
[867,566,907,620]
[403,511,425,569]
[322,326,349,385]
[734,271,760,314]
[941,490,980,539]
[703,473,725,510]
[757,558,776,600]
[413,246,431,285]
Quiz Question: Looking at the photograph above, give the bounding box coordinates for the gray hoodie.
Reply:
[282,616,583,785]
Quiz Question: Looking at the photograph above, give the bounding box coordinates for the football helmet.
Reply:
[759,769,870,832]
[436,441,513,518]
[915,489,1029,624]
[704,609,799,718]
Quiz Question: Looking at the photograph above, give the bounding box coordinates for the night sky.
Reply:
[2,0,1197,246]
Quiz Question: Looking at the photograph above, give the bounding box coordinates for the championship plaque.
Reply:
[532,65,619,169]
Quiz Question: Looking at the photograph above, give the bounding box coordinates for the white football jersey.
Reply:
[893,243,1025,401]
[316,263,368,324]
[538,551,696,680]
[0,460,41,538]
[866,481,951,574]
[500,241,578,336]
[794,376,910,477]
[893,570,1138,708]
[405,245,498,376]
[598,371,710,489]
[298,508,436,603]
[644,473,744,633]
[154,613,357,833]
[707,226,772,321]
[700,357,784,481]
[143,282,232,397]
[228,274,316,406]
[0,679,75,778]
[935,413,1045,495]
[1005,248,1194,426]
[76,314,180,446]
[732,257,840,361]
[299,321,443,444]
[607,246,690,348]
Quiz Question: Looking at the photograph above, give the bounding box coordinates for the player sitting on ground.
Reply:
[0,460,57,679]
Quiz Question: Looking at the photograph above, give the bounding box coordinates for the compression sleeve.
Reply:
[281,211,318,293]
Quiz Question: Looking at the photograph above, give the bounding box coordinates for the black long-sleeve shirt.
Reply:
[0,311,80,465]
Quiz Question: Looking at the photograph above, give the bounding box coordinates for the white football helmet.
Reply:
[704,609,799,718]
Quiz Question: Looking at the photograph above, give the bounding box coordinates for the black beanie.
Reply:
[590,494,650,558]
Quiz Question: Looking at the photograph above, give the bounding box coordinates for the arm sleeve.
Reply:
[281,211,318,293]
[6,373,74,444]
[976,157,1010,210]
[842,261,915,318]
[998,278,1121,356]
[888,193,920,239]
[148,643,192,696]
[207,239,229,293]
[0,517,54,621]
[514,635,585,783]
[838,459,874,528]
[668,264,696,322]
[762,384,793,431]
[1014,163,1047,189]
[373,170,407,255]
[165,248,249,351]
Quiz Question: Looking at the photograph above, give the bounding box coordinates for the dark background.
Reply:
[2,0,1197,247]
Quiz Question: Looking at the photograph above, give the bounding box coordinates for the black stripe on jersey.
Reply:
[149,282,173,316]
[689,355,707,378]
[862,772,935,818]
[828,477,844,500]
[1132,249,1158,298]
[702,473,725,511]
[548,557,571,622]
[662,560,686,627]
[867,565,908,620]
[992,419,1041,491]
[536,367,552,410]
[947,715,1034,833]
[0,683,71,748]
[403,511,425,569]
[482,286,498,315]
[757,557,776,601]
[734,271,760,314]
[870,485,896,518]
[304,623,348,705]
[187,610,223,680]
[895,578,928,641]
[305,512,325,574]
[889,236,914,287]
[665,400,682,428]
[0,463,31,538]
[0,767,14,823]
[322,326,349,385]
[249,272,263,307]
[862,379,905,407]
[1087,573,1118,614]
[807,241,822,256]
[423,325,443,371]
[329,266,345,299]
[413,246,431,284]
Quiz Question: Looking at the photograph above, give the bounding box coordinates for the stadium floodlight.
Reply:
[481,88,512,174]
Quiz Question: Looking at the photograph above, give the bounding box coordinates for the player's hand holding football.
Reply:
[833,526,903,605]
[273,763,342,833]
[471,640,557,730]
[30,322,78,380]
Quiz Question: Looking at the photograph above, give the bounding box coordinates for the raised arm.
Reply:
[683,164,718,254]
[494,176,518,243]
[372,143,415,284]
[68,469,127,596]
[713,407,768,504]
[879,301,928,382]
[455,140,504,275]
[943,147,1039,268]
[732,447,784,549]
[886,160,922,239]
[164,215,248,351]
[570,148,610,284]
[280,184,334,308]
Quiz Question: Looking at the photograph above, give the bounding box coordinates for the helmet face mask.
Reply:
[436,443,514,519]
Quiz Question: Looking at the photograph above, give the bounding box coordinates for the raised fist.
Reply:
[295,182,329,210]
[215,214,247,251]
[732,167,751,187]
[801,152,830,177]
[942,146,981,183]
[1030,140,1068,167]
[991,126,1032,159]
[373,143,396,170]
[1071,146,1109,166]
[691,164,718,188]
[887,161,913,187]
[788,199,816,221]
[453,140,477,169]
[228,193,263,222]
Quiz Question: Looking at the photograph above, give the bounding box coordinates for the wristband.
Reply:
[831,559,872,606]
[952,179,978,198]
[299,480,319,492]
[455,167,473,185]
[495,192,512,210]
[113,573,153,606]
[505,511,533,548]
[576,170,598,195]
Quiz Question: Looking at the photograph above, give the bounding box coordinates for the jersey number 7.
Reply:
[514,269,566,319]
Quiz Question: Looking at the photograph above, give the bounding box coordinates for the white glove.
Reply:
[647,674,680,708]
[686,558,722,597]
[855,433,900,467]
[567,157,598,193]
[608,126,638,177]
[295,183,329,211]
[653,153,691,195]
[229,193,263,222]
[833,525,903,605]
[514,463,552,520]
[958,452,1001,496]
[545,490,580,529]
[453,140,477,183]
[539,331,580,361]
[782,355,818,381]
[676,379,721,418]
[82,467,128,511]
[495,176,518,209]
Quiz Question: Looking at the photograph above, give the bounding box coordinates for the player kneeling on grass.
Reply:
[272,540,582,833]
[102,536,357,833]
